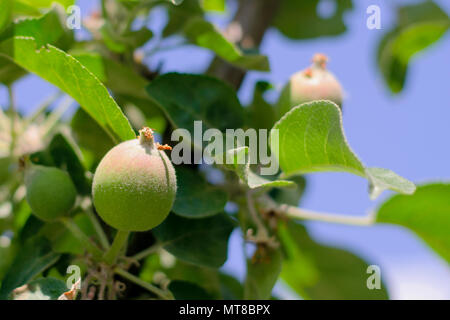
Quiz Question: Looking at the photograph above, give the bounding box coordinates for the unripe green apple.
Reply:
[92,128,177,232]
[278,53,344,116]
[25,165,77,221]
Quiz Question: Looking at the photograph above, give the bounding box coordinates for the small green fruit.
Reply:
[278,53,344,116]
[92,128,177,232]
[25,165,77,221]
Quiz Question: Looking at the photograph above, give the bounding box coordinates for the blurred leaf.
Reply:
[247,81,276,131]
[0,6,74,84]
[169,280,213,299]
[269,176,306,206]
[220,146,295,190]
[146,73,245,134]
[0,37,135,142]
[15,0,74,10]
[12,277,67,300]
[153,213,236,268]
[70,108,115,167]
[271,101,415,199]
[0,0,12,33]
[41,213,97,255]
[377,183,450,263]
[244,248,282,300]
[184,17,269,71]
[0,5,74,49]
[163,0,203,37]
[280,222,389,299]
[0,236,60,299]
[200,0,225,12]
[0,55,26,85]
[44,132,90,195]
[173,167,227,218]
[273,0,353,39]
[219,273,243,300]
[377,1,449,93]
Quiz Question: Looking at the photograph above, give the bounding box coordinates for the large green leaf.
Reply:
[0,236,60,299]
[0,6,73,84]
[377,183,450,263]
[153,213,236,268]
[71,51,167,133]
[280,222,389,299]
[184,17,269,71]
[273,0,353,39]
[377,1,449,93]
[244,248,282,300]
[146,73,245,134]
[0,37,135,142]
[270,101,415,199]
[173,167,227,218]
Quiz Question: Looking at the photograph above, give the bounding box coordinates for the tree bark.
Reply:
[207,0,280,90]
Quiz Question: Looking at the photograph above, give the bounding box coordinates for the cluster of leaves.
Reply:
[0,0,448,300]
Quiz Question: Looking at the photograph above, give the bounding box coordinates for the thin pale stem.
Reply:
[8,85,16,155]
[103,230,130,265]
[114,268,173,300]
[60,217,104,259]
[131,243,162,261]
[259,196,375,226]
[85,209,110,250]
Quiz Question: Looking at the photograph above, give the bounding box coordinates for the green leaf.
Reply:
[70,108,115,167]
[153,213,236,268]
[0,37,135,142]
[41,213,97,255]
[200,0,225,12]
[0,6,74,84]
[271,101,415,198]
[0,5,74,49]
[12,277,67,300]
[280,222,389,299]
[246,81,277,131]
[169,280,213,299]
[46,131,90,195]
[70,51,167,134]
[269,176,307,206]
[16,0,74,10]
[273,0,353,39]
[163,0,203,37]
[244,248,282,300]
[0,236,60,299]
[219,273,243,300]
[173,167,227,218]
[0,0,12,33]
[366,167,416,200]
[220,146,295,190]
[184,17,269,71]
[146,73,245,134]
[376,183,450,263]
[377,1,449,93]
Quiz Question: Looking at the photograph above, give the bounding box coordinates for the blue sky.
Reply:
[1,0,449,299]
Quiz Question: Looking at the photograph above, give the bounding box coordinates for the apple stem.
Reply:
[103,230,130,265]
